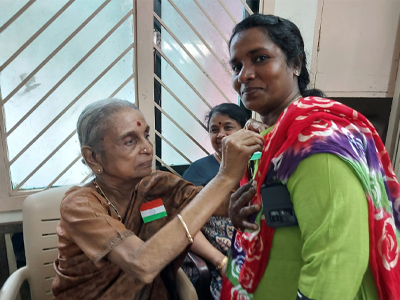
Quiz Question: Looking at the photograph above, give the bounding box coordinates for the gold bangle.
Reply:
[216,256,228,270]
[177,214,194,245]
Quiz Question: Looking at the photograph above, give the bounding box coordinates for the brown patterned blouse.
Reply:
[52,171,202,300]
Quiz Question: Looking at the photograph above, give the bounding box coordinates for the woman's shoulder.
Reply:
[139,170,181,185]
[63,185,96,200]
[183,155,219,185]
[192,154,218,165]
[137,170,202,199]
[137,170,187,192]
[61,186,104,212]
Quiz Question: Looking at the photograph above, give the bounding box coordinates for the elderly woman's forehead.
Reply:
[111,108,142,120]
[106,109,146,130]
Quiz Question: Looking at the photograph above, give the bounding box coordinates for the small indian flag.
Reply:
[140,198,167,223]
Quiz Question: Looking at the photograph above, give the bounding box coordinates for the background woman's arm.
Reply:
[191,231,227,276]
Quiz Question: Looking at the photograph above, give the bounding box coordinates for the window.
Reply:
[1,0,136,191]
[153,0,259,174]
[0,0,260,211]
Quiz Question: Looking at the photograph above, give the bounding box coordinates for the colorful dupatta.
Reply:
[221,96,400,300]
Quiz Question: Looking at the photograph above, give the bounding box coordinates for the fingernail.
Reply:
[252,180,257,187]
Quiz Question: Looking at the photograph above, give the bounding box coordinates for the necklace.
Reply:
[93,179,122,222]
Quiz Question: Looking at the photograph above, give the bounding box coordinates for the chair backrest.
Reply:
[22,186,71,300]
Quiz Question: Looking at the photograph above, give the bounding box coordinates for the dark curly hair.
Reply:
[229,14,324,98]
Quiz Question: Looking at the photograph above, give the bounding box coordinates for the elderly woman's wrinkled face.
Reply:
[229,27,297,116]
[209,113,242,155]
[100,108,153,182]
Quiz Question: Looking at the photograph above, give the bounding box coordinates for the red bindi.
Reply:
[219,122,221,125]
[137,121,141,126]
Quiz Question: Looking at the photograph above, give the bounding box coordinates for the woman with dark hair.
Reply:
[184,103,249,186]
[221,14,400,300]
[182,103,249,300]
[51,98,264,300]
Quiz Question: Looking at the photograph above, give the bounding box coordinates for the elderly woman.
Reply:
[51,99,263,300]
[221,14,400,300]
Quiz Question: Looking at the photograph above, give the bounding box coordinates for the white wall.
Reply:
[274,0,319,70]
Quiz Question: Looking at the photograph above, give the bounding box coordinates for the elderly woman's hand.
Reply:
[229,180,261,231]
[219,129,264,182]
[244,118,269,133]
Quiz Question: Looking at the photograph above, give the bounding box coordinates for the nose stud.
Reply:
[143,148,147,152]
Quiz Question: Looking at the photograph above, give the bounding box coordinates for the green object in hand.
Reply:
[250,152,262,161]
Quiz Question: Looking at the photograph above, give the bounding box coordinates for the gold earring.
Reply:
[97,169,101,173]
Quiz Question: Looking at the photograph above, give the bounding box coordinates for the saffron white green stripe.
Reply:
[141,206,167,223]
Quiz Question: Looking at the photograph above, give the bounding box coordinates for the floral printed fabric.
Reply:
[202,216,234,300]
[221,97,400,300]
[181,215,234,299]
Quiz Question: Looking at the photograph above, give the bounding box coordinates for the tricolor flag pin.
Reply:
[140,198,167,223]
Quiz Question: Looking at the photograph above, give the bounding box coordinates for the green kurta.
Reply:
[253,153,379,300]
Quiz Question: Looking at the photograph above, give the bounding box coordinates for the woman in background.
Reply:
[182,103,248,300]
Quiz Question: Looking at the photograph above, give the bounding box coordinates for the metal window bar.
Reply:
[155,16,206,63]
[109,73,135,98]
[167,0,232,77]
[154,43,212,109]
[155,130,192,164]
[13,131,77,190]
[158,37,211,102]
[217,0,239,24]
[21,73,136,190]
[9,43,134,166]
[2,0,111,104]
[0,1,75,72]
[240,0,254,15]
[153,13,232,104]
[193,0,229,43]
[155,156,180,176]
[154,74,206,130]
[0,0,37,34]
[6,9,134,137]
[80,173,93,184]
[44,155,82,190]
[154,102,210,156]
